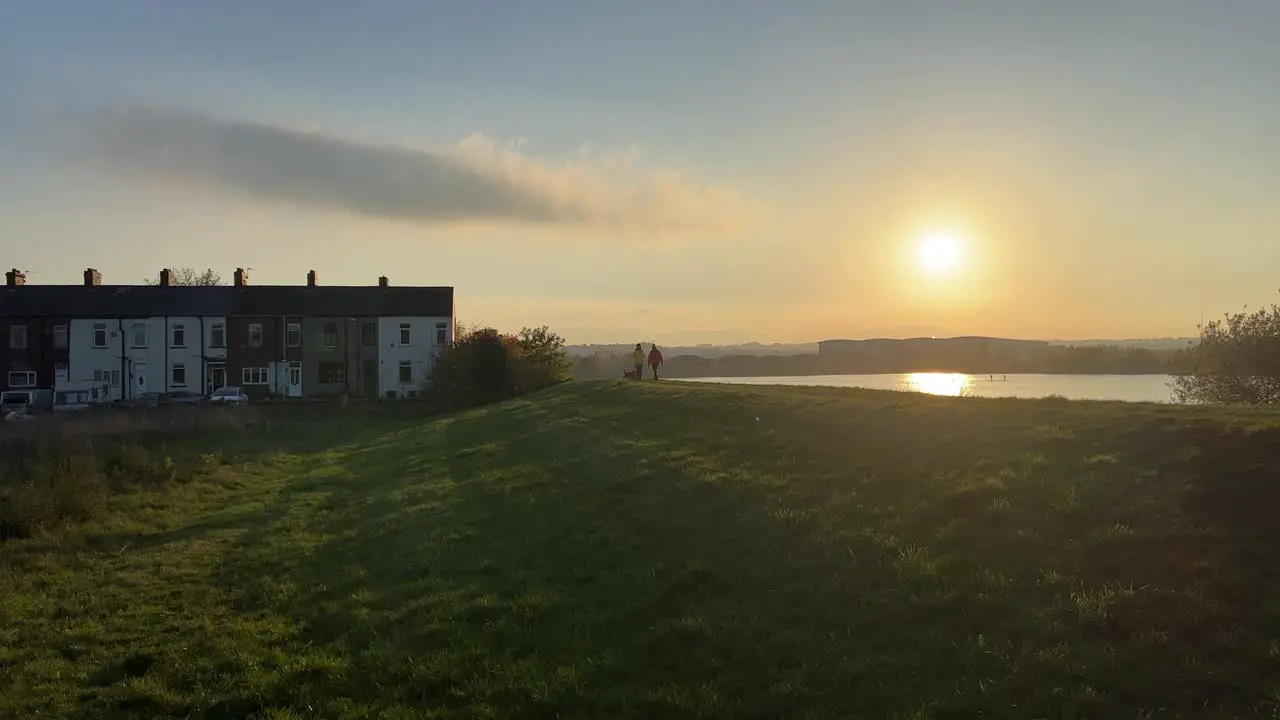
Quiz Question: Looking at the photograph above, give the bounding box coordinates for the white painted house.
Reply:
[377,316,452,398]
[68,316,228,399]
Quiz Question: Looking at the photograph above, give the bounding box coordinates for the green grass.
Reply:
[4,380,1280,718]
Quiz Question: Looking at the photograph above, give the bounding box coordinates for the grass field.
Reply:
[4,380,1280,718]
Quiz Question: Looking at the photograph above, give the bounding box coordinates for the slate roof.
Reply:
[0,285,453,318]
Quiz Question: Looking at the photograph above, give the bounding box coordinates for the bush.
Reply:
[430,324,571,409]
[1172,300,1280,405]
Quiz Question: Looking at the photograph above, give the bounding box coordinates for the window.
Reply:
[209,322,226,348]
[131,322,148,348]
[399,323,411,345]
[361,322,376,346]
[171,363,186,387]
[248,323,263,348]
[398,361,412,384]
[171,323,186,348]
[92,323,107,348]
[242,367,269,385]
[323,322,339,349]
[435,323,448,345]
[286,322,301,347]
[94,369,122,386]
[53,324,68,349]
[110,369,121,386]
[9,325,27,350]
[318,362,345,384]
[93,369,104,382]
[7,371,36,387]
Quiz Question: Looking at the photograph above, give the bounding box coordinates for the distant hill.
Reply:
[568,336,1197,359]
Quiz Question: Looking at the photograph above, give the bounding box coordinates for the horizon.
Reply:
[5,2,1279,344]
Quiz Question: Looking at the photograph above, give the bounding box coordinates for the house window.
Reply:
[9,325,27,350]
[242,367,269,385]
[286,322,302,347]
[7,370,36,388]
[248,323,263,348]
[171,323,186,348]
[209,322,226,348]
[92,323,108,348]
[131,322,148,348]
[399,323,411,345]
[398,361,412,384]
[110,369,121,386]
[93,369,122,386]
[318,362,345,384]
[361,322,376,346]
[323,322,339,349]
[53,324,68,349]
[171,363,187,387]
[435,323,448,345]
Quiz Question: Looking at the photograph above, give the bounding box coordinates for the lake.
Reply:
[674,373,1176,403]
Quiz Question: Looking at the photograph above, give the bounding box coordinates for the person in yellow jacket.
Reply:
[631,343,645,380]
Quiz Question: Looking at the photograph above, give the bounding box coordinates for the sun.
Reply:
[916,232,962,273]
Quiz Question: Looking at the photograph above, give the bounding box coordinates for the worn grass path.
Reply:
[4,381,1280,718]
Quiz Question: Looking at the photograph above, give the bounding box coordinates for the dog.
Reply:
[622,369,640,380]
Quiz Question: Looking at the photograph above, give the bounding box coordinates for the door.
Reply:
[207,363,226,394]
[133,363,148,398]
[287,362,303,397]
[362,359,377,397]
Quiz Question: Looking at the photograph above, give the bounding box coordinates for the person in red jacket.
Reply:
[647,344,664,380]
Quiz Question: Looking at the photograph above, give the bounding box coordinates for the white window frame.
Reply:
[435,323,448,345]
[399,323,412,345]
[171,323,186,348]
[110,369,121,386]
[9,325,28,350]
[398,360,413,385]
[92,322,108,348]
[131,322,149,348]
[248,323,264,348]
[209,322,226,348]
[52,324,68,349]
[323,322,339,349]
[286,322,302,348]
[7,370,36,388]
[242,367,269,385]
[171,362,187,387]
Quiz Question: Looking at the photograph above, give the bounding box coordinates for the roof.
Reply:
[0,285,453,318]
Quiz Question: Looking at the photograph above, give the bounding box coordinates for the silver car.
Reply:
[208,386,249,405]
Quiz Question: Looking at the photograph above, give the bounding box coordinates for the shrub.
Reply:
[429,324,571,409]
[1172,299,1280,405]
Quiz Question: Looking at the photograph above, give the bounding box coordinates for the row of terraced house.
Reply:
[0,267,454,400]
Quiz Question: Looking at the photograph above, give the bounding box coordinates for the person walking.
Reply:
[648,344,664,380]
[631,343,645,380]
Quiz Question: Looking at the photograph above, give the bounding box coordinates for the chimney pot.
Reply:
[158,268,173,287]
[378,275,389,288]
[6,268,26,287]
[83,268,102,286]
[233,268,248,287]
[307,270,318,287]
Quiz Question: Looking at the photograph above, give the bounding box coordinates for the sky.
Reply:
[3,1,1280,344]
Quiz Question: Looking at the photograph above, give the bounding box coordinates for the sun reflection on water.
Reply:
[906,373,972,397]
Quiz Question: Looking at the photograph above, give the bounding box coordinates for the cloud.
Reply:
[79,105,749,236]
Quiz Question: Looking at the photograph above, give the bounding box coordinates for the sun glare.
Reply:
[916,232,962,273]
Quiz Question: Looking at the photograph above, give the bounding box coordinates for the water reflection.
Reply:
[906,372,972,397]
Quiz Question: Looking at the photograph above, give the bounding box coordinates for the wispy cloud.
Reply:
[79,105,749,237]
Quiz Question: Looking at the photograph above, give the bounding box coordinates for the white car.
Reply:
[208,386,249,405]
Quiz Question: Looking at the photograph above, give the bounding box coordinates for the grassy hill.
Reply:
[4,381,1280,718]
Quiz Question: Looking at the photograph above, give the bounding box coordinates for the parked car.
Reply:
[162,390,206,406]
[208,386,249,405]
[1,389,53,417]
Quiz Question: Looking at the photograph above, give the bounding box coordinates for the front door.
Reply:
[207,363,226,394]
[133,362,148,398]
[287,362,303,397]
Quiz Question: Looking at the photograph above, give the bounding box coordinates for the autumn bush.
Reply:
[429,325,571,409]
[1172,297,1280,404]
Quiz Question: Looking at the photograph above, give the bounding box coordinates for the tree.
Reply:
[142,267,223,286]
[428,324,570,409]
[1171,299,1280,405]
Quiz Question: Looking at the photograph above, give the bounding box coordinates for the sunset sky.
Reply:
[4,1,1280,344]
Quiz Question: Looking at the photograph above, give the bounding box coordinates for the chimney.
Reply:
[378,275,389,288]
[307,270,318,287]
[83,268,102,286]
[158,268,173,287]
[234,268,248,287]
[5,268,25,287]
